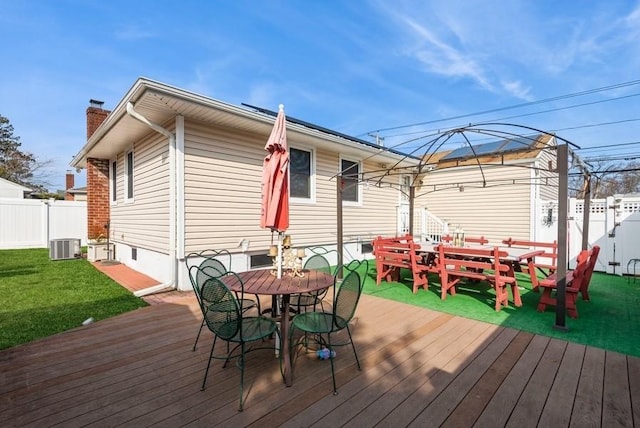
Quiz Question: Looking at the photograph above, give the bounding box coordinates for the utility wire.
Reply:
[382,94,640,140]
[386,116,640,156]
[576,140,640,152]
[361,79,640,136]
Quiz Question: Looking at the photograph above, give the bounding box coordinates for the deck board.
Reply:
[507,338,568,427]
[570,346,605,427]
[376,319,498,427]
[538,342,586,427]
[602,351,633,427]
[297,314,465,427]
[414,327,519,427]
[628,356,640,427]
[441,330,535,427]
[1,292,639,427]
[473,334,551,426]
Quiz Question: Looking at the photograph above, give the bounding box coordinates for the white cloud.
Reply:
[501,80,534,101]
[626,3,640,23]
[401,17,492,90]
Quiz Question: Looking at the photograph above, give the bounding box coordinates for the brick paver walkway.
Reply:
[92,261,195,306]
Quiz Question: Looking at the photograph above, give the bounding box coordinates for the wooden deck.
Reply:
[1,290,639,427]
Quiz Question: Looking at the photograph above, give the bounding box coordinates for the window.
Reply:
[250,253,273,269]
[341,158,360,203]
[290,147,313,200]
[125,150,134,201]
[400,175,410,203]
[110,160,117,203]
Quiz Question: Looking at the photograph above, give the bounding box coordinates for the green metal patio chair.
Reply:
[337,258,370,288]
[187,265,221,351]
[187,251,260,351]
[186,249,232,278]
[289,268,363,395]
[290,248,337,313]
[199,272,280,411]
[197,250,262,314]
[199,250,261,313]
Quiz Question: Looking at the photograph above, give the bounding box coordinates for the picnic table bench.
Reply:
[435,244,520,311]
[537,245,600,318]
[502,238,558,290]
[372,234,437,293]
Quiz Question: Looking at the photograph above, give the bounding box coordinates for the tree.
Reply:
[569,159,640,198]
[0,114,53,193]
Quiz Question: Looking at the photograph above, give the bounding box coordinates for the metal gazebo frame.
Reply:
[334,122,592,330]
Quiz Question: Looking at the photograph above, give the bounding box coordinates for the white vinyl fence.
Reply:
[535,196,640,274]
[0,198,87,249]
[568,196,640,276]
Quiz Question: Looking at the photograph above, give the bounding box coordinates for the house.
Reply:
[0,177,32,199]
[65,187,87,201]
[64,170,87,201]
[71,78,419,292]
[412,133,559,244]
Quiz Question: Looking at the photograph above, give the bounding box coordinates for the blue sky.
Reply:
[1,0,639,191]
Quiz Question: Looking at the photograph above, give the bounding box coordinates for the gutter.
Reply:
[125,102,179,297]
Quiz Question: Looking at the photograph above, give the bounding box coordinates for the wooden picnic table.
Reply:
[421,243,545,265]
[419,244,546,310]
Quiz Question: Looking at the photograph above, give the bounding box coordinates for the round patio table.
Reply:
[224,268,334,386]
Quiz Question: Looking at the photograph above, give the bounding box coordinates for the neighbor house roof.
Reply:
[0,176,32,192]
[66,186,87,195]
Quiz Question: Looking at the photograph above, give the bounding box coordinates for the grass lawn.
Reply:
[0,248,148,350]
[361,266,640,358]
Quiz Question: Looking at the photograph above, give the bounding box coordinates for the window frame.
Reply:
[125,149,134,202]
[289,146,315,204]
[110,159,117,205]
[399,174,411,204]
[339,156,362,206]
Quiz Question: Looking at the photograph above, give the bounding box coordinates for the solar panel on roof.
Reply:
[442,140,504,160]
[501,135,537,152]
[440,134,540,161]
[472,140,507,156]
[442,146,473,159]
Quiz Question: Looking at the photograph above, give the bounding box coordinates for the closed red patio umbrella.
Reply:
[261,104,289,277]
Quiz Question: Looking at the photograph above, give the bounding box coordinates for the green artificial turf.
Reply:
[361,266,640,357]
[0,248,148,350]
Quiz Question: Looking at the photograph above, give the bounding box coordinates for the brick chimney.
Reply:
[87,158,110,240]
[65,170,75,201]
[87,99,109,139]
[86,100,111,240]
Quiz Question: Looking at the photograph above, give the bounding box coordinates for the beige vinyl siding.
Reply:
[417,162,533,243]
[342,159,399,241]
[110,132,170,253]
[183,120,402,254]
[537,147,559,201]
[184,122,263,253]
[292,149,338,244]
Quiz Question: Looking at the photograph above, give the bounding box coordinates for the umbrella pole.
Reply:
[277,231,283,279]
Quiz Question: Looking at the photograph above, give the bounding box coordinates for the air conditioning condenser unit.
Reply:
[49,238,82,261]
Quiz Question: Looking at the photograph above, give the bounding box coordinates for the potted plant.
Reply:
[87,234,113,262]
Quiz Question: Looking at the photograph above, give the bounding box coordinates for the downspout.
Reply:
[126,102,179,297]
